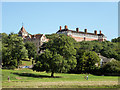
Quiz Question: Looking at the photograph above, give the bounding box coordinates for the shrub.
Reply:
[102,59,120,75]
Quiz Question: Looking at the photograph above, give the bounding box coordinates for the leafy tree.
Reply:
[111,37,120,42]
[92,42,103,53]
[33,49,65,77]
[45,34,77,57]
[2,33,28,68]
[33,34,77,77]
[25,41,37,60]
[100,47,118,59]
[34,35,120,75]
[79,41,93,51]
[76,51,100,73]
[102,59,120,75]
[45,33,59,39]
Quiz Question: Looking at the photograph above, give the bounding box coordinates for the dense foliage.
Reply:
[111,37,120,42]
[77,40,120,61]
[45,33,59,39]
[76,50,100,73]
[111,37,120,61]
[2,33,28,69]
[33,34,77,76]
[102,59,120,75]
[2,32,120,76]
[24,41,37,60]
[33,34,120,75]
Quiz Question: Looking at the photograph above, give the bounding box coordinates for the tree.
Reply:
[111,37,120,61]
[79,41,93,51]
[33,34,77,77]
[76,51,100,73]
[45,33,59,39]
[92,42,103,53]
[111,37,120,43]
[25,41,37,60]
[102,59,120,75]
[2,33,28,68]
[100,47,118,59]
[33,49,65,77]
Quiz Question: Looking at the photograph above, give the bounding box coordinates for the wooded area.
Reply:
[1,33,120,76]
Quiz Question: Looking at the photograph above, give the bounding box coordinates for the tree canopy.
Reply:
[2,32,120,75]
[102,59,120,75]
[24,41,37,60]
[2,33,28,69]
[34,34,120,75]
[76,50,100,73]
[111,37,120,43]
[33,34,77,77]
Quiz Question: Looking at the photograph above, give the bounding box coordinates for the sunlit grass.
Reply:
[2,68,119,88]
[21,60,32,66]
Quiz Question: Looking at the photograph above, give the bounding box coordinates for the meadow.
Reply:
[2,68,120,88]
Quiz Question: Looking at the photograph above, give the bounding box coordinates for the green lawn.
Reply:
[2,68,120,88]
[21,60,32,66]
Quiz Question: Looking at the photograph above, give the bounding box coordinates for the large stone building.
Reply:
[18,25,107,53]
[56,25,107,42]
[18,26,48,53]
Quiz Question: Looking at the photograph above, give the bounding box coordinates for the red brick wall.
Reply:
[71,36,98,42]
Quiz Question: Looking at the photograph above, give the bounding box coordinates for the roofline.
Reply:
[56,29,106,36]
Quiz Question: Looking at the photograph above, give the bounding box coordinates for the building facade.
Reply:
[18,25,107,52]
[18,26,48,53]
[56,25,107,42]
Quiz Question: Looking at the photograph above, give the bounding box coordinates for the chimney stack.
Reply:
[94,30,97,35]
[100,30,101,34]
[65,25,68,29]
[76,28,79,32]
[84,29,87,34]
[60,26,62,31]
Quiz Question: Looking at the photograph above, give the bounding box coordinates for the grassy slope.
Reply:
[2,69,120,88]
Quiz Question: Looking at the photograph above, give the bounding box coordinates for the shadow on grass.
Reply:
[12,72,62,78]
[22,59,31,61]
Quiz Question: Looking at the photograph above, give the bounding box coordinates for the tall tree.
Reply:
[2,33,28,68]
[76,51,100,73]
[25,41,37,60]
[33,34,77,77]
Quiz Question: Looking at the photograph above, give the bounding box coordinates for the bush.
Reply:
[102,59,120,75]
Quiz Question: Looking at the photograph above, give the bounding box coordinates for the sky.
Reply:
[2,2,118,41]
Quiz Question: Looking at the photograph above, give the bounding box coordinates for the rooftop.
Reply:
[57,25,105,36]
[18,26,28,34]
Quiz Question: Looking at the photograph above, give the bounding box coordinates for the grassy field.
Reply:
[20,58,33,66]
[21,60,32,66]
[2,68,120,88]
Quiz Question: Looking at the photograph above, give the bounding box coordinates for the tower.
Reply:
[18,24,28,38]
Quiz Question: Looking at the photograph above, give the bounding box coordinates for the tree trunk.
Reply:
[17,59,19,69]
[51,71,54,77]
